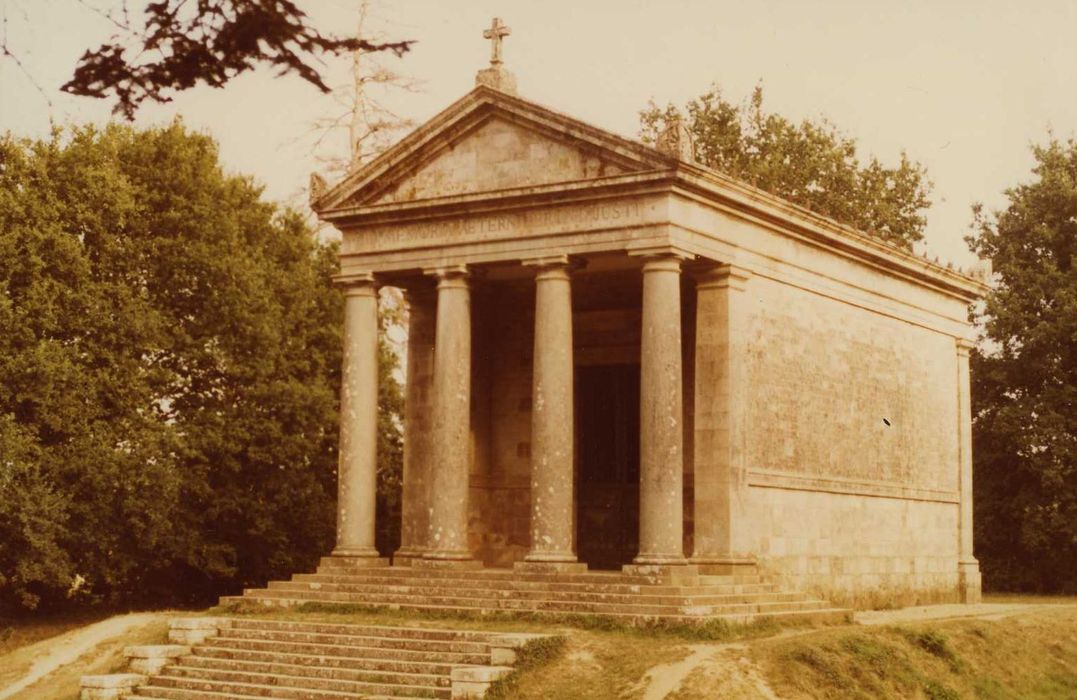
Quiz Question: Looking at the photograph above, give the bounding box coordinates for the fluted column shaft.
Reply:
[333,274,380,557]
[423,267,475,562]
[524,258,577,563]
[395,286,437,561]
[635,254,688,565]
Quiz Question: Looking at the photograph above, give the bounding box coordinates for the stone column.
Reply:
[394,284,437,564]
[633,253,690,567]
[956,338,982,603]
[332,273,382,560]
[421,266,478,567]
[691,265,757,574]
[519,256,584,571]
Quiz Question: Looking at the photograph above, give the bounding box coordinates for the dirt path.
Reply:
[640,644,720,700]
[640,642,783,700]
[636,602,1077,699]
[0,612,163,699]
[855,602,1077,625]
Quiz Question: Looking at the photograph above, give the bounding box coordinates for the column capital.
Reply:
[333,272,377,296]
[955,337,975,356]
[627,244,695,263]
[423,265,470,289]
[522,255,585,280]
[693,263,752,292]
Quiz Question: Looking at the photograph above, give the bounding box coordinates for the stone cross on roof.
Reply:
[483,17,511,66]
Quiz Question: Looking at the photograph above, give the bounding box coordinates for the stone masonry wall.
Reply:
[743,274,962,605]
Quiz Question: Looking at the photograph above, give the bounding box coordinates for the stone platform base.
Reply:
[221,557,848,625]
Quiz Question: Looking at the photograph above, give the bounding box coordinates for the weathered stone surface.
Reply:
[451,665,513,699]
[333,274,380,558]
[79,674,145,700]
[167,618,226,645]
[396,284,436,561]
[123,644,189,674]
[304,32,991,607]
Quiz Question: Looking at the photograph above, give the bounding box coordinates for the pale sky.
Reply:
[2,0,1076,269]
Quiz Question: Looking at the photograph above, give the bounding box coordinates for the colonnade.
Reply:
[334,253,751,570]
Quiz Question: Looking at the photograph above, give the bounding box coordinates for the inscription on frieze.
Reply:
[345,200,651,254]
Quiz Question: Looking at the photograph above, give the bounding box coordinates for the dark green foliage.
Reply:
[0,122,402,613]
[966,138,1077,594]
[62,0,412,119]
[640,84,931,248]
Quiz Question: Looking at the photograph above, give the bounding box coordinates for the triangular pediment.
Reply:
[316,86,674,212]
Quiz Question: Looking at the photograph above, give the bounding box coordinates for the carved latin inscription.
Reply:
[344,200,649,254]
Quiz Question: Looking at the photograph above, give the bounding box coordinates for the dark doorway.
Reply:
[576,364,640,570]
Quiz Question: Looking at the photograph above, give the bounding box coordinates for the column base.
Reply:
[392,547,427,567]
[330,546,384,560]
[623,562,699,585]
[326,557,389,570]
[415,552,483,570]
[958,559,982,604]
[689,554,758,576]
[514,560,588,574]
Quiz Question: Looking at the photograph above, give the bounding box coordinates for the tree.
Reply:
[966,137,1077,593]
[53,0,412,119]
[640,84,931,248]
[0,122,351,612]
[306,0,420,176]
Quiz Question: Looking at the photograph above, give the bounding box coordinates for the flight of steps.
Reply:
[221,558,848,624]
[123,618,545,699]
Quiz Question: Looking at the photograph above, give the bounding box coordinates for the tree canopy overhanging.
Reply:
[640,84,931,249]
[0,122,402,612]
[59,0,413,119]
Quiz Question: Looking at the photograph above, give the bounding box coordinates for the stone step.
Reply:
[191,645,462,676]
[223,594,846,625]
[231,588,833,617]
[131,689,424,693]
[292,572,778,595]
[317,560,762,585]
[146,671,448,699]
[269,580,802,605]
[241,586,830,614]
[177,655,450,687]
[166,663,446,693]
[227,618,530,644]
[202,638,490,665]
[218,627,493,653]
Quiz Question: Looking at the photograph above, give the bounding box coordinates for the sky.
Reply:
[2,0,1076,269]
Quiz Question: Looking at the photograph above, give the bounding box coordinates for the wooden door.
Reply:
[575,364,640,570]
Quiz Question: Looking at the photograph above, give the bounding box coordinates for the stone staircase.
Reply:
[221,558,847,624]
[84,617,546,699]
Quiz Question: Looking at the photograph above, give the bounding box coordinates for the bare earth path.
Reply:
[855,602,1077,625]
[0,612,164,699]
[638,602,1077,699]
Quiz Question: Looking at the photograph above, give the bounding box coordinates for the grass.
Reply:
[485,635,568,699]
[0,611,114,690]
[4,594,1073,700]
[0,613,105,656]
[0,616,169,700]
[753,606,1077,699]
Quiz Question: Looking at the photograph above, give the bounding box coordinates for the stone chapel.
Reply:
[236,20,988,613]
